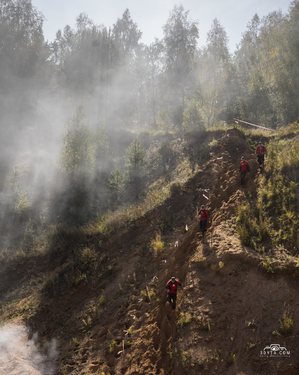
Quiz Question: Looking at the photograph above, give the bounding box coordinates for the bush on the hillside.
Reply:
[236,202,271,249]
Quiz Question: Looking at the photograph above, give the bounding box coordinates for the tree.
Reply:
[0,0,49,158]
[112,9,142,58]
[0,0,45,78]
[107,169,124,209]
[162,4,199,126]
[144,41,164,127]
[125,138,146,200]
[197,19,231,126]
[233,11,287,127]
[258,3,299,125]
[182,100,204,131]
[59,104,95,183]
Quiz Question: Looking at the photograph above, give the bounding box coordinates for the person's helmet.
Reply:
[258,141,262,145]
[241,156,244,160]
[171,276,176,282]
[201,205,205,209]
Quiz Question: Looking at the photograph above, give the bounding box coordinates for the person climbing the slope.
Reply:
[199,205,209,235]
[255,141,266,167]
[166,276,182,310]
[239,156,250,186]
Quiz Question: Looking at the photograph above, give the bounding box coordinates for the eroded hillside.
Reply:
[1,128,299,375]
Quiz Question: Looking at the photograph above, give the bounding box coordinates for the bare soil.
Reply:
[1,128,299,375]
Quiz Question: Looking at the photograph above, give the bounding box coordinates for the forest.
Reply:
[0,0,299,250]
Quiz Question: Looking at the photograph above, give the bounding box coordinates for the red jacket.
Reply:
[199,209,209,221]
[166,279,181,294]
[256,145,266,156]
[240,160,250,172]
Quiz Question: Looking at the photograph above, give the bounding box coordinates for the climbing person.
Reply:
[239,156,250,186]
[255,141,266,167]
[199,205,209,235]
[166,276,182,310]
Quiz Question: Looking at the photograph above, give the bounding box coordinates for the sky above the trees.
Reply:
[32,0,292,53]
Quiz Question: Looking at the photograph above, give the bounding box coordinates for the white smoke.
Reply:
[0,325,57,375]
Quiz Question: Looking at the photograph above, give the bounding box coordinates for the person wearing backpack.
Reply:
[255,141,266,167]
[199,205,209,235]
[166,276,182,310]
[239,156,250,186]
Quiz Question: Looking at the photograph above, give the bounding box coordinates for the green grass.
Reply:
[236,131,299,255]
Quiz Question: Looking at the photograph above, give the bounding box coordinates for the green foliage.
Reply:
[182,100,204,131]
[168,348,181,359]
[178,312,192,328]
[59,104,96,181]
[125,137,146,200]
[125,137,146,170]
[163,4,199,110]
[13,190,31,216]
[108,340,117,353]
[208,138,218,148]
[98,295,106,306]
[261,256,274,274]
[236,202,270,249]
[8,167,31,217]
[181,350,192,364]
[227,353,236,365]
[107,169,125,208]
[236,136,299,254]
[214,349,221,360]
[279,311,293,335]
[156,108,173,132]
[150,233,164,256]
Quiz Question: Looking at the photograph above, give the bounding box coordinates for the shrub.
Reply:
[227,353,236,364]
[279,311,293,335]
[151,233,164,256]
[98,295,106,306]
[108,340,117,353]
[178,312,192,328]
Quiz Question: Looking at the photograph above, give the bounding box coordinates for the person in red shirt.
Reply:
[199,205,209,235]
[255,141,266,166]
[239,156,250,186]
[166,276,182,310]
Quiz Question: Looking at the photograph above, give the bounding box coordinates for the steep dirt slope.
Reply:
[2,128,299,375]
[106,128,298,375]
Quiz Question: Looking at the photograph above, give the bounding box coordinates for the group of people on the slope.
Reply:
[165,142,267,310]
[239,141,266,186]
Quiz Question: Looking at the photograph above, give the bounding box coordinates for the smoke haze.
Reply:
[0,325,57,375]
